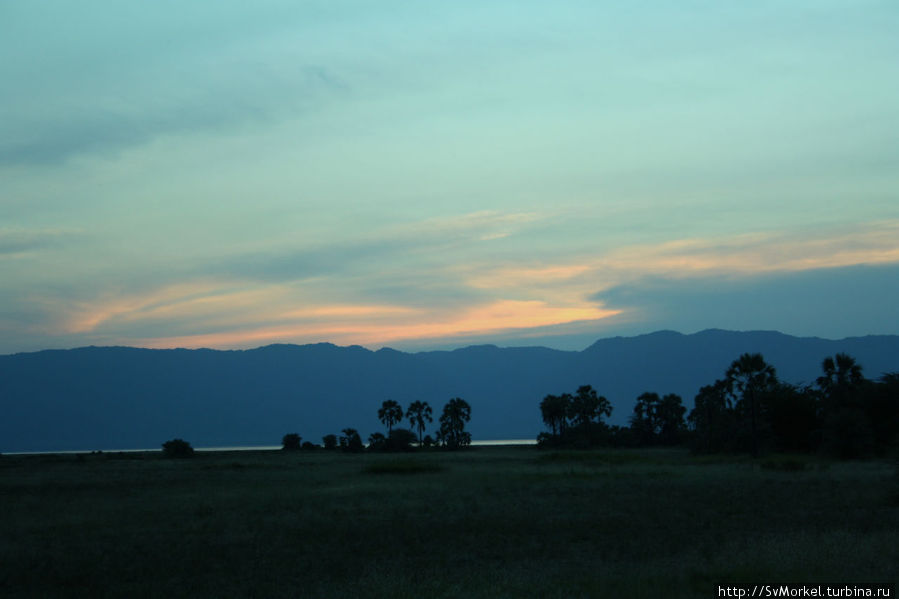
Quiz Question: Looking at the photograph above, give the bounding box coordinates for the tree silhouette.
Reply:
[817,353,864,407]
[569,385,611,428]
[537,387,613,448]
[162,438,194,458]
[866,372,899,454]
[439,397,471,449]
[656,393,686,445]
[631,392,661,445]
[763,382,818,453]
[322,434,338,450]
[368,432,387,451]
[281,433,302,451]
[406,400,433,447]
[387,428,417,451]
[540,394,569,437]
[339,428,363,452]
[378,400,404,435]
[817,353,872,458]
[726,353,777,457]
[688,380,732,453]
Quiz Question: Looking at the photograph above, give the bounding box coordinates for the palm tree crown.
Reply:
[378,399,404,434]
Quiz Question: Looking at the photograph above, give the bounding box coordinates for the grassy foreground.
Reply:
[1,447,896,598]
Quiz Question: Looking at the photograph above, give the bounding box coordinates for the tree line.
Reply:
[279,397,472,454]
[538,352,899,458]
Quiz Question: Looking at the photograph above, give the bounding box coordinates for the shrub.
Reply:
[322,434,338,450]
[368,432,387,451]
[282,433,302,451]
[386,428,417,451]
[162,438,194,458]
[339,428,364,453]
[536,432,557,448]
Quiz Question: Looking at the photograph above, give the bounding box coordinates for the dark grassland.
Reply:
[1,447,896,598]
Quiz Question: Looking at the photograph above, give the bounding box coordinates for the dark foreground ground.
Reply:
[1,446,896,598]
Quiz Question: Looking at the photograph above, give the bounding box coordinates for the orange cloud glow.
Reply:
[64,282,285,334]
[60,220,898,351]
[465,221,899,297]
[128,299,620,350]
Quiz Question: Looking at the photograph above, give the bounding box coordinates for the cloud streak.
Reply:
[21,219,896,352]
[0,64,346,166]
[0,228,83,258]
[125,299,618,350]
[1,2,897,353]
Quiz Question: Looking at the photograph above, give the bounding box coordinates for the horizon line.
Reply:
[3,327,897,358]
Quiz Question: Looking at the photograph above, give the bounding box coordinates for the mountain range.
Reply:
[2,329,898,453]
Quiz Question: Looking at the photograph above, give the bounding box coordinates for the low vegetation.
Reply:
[1,446,896,598]
[161,437,194,458]
[362,457,444,475]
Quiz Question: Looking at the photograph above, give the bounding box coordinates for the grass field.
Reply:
[1,447,896,598]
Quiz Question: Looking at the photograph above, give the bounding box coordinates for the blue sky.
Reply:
[1,1,897,354]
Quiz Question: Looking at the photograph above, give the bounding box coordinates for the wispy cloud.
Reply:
[125,298,618,350]
[0,63,346,166]
[464,220,899,296]
[29,219,899,350]
[0,227,83,258]
[401,210,543,241]
[2,1,896,356]
[599,222,899,277]
[205,210,546,285]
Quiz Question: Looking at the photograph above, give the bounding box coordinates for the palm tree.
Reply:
[726,353,777,457]
[569,385,611,428]
[688,380,730,453]
[631,392,660,444]
[439,397,471,449]
[656,394,686,445]
[539,394,569,437]
[817,353,864,406]
[817,354,870,458]
[406,400,433,447]
[378,399,404,435]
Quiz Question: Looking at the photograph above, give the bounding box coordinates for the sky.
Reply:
[1,1,898,355]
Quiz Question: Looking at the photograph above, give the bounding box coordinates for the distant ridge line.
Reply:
[5,328,898,358]
[2,329,897,453]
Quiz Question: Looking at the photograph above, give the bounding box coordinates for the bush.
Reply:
[367,432,387,451]
[322,434,338,450]
[282,433,302,451]
[339,429,364,453]
[536,432,557,449]
[162,438,194,458]
[386,428,417,452]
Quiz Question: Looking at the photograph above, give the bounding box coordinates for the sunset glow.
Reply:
[1,2,897,353]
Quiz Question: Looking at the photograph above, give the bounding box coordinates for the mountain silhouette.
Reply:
[1,329,897,452]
